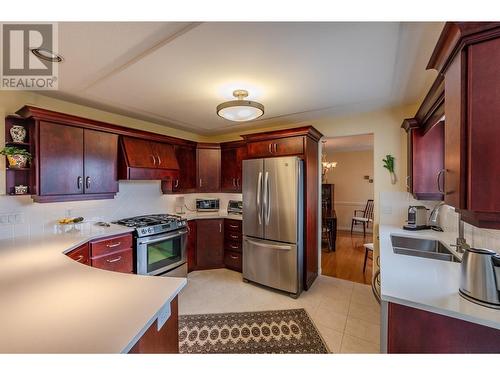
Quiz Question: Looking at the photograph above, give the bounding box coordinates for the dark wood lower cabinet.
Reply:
[387,302,500,353]
[66,243,90,266]
[129,296,179,354]
[187,220,197,272]
[196,219,224,269]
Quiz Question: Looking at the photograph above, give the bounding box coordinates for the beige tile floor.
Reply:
[178,268,381,353]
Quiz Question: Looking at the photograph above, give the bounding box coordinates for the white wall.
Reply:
[325,150,374,231]
[0,179,241,240]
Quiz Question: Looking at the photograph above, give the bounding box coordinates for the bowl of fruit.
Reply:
[57,217,84,233]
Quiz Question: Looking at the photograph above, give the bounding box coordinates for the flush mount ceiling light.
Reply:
[30,48,64,63]
[216,89,264,122]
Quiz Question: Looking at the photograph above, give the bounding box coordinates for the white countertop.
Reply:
[175,211,243,221]
[0,223,187,353]
[380,224,500,330]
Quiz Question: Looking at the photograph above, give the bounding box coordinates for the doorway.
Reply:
[320,134,374,284]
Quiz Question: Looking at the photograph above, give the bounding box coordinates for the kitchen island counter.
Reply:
[0,223,186,353]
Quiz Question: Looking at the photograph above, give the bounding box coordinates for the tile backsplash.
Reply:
[0,180,241,240]
[380,191,500,253]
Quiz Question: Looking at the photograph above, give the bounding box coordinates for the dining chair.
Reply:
[351,199,374,237]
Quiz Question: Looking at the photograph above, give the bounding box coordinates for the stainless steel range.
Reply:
[114,214,188,277]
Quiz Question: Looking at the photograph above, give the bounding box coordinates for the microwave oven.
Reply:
[196,198,220,212]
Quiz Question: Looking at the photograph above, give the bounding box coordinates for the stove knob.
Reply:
[148,228,153,233]
[141,229,146,234]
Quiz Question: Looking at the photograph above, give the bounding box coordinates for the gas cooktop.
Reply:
[113,214,187,237]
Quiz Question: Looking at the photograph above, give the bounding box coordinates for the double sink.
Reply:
[391,235,461,263]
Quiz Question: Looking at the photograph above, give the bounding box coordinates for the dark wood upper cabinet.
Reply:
[39,121,84,196]
[152,142,179,170]
[246,136,304,158]
[173,145,197,193]
[196,219,224,269]
[84,129,118,194]
[196,144,221,193]
[121,137,157,168]
[220,141,246,193]
[407,121,445,201]
[38,122,118,199]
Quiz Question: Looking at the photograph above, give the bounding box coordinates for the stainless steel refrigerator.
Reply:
[242,156,303,298]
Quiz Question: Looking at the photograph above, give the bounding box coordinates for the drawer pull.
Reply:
[230,244,239,249]
[229,224,239,229]
[106,242,121,248]
[230,234,239,239]
[106,256,122,263]
[74,255,84,262]
[230,255,239,260]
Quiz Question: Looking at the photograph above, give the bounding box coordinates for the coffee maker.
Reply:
[403,206,428,230]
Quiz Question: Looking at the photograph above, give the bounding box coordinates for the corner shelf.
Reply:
[4,115,35,197]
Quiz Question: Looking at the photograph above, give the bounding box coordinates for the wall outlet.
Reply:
[0,215,9,225]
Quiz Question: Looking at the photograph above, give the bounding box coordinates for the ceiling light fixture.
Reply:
[30,48,64,63]
[216,89,264,122]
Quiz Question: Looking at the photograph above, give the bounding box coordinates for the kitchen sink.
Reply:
[391,235,461,262]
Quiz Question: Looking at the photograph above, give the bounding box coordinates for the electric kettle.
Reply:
[459,247,500,309]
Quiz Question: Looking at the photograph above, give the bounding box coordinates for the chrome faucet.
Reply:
[450,212,470,254]
[428,202,445,231]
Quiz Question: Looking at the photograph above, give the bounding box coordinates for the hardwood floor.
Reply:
[321,230,373,285]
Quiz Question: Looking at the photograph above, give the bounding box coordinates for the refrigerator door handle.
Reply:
[265,171,271,225]
[257,171,262,225]
[245,238,291,250]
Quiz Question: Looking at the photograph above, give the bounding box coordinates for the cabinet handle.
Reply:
[74,255,84,262]
[230,255,239,260]
[437,169,445,193]
[268,143,273,154]
[77,176,83,189]
[157,154,162,165]
[151,155,156,165]
[230,234,239,239]
[229,224,239,229]
[106,256,122,263]
[199,178,203,187]
[230,244,239,249]
[174,179,179,188]
[85,176,91,190]
[233,178,236,187]
[219,223,222,233]
[106,242,121,248]
[274,143,278,153]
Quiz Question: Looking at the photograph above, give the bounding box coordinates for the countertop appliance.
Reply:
[114,214,188,277]
[459,247,500,309]
[227,200,243,215]
[196,198,220,212]
[242,156,303,298]
[403,205,428,230]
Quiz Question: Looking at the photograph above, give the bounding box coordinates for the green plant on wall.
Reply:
[382,154,397,185]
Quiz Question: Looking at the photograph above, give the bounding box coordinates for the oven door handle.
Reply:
[137,230,188,245]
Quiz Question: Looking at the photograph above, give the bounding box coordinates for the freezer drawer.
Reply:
[242,236,301,295]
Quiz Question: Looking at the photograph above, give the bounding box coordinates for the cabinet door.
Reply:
[444,53,467,209]
[39,121,84,195]
[197,146,220,192]
[411,121,444,201]
[467,38,500,212]
[247,137,304,158]
[84,129,118,194]
[151,142,179,170]
[235,146,247,191]
[196,219,224,268]
[122,137,156,168]
[174,145,196,192]
[66,243,90,265]
[221,147,238,191]
[187,220,197,272]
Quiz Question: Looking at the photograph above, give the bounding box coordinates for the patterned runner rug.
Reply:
[179,308,329,354]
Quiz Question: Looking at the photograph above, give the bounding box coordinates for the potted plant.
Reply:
[0,146,32,168]
[383,154,397,184]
